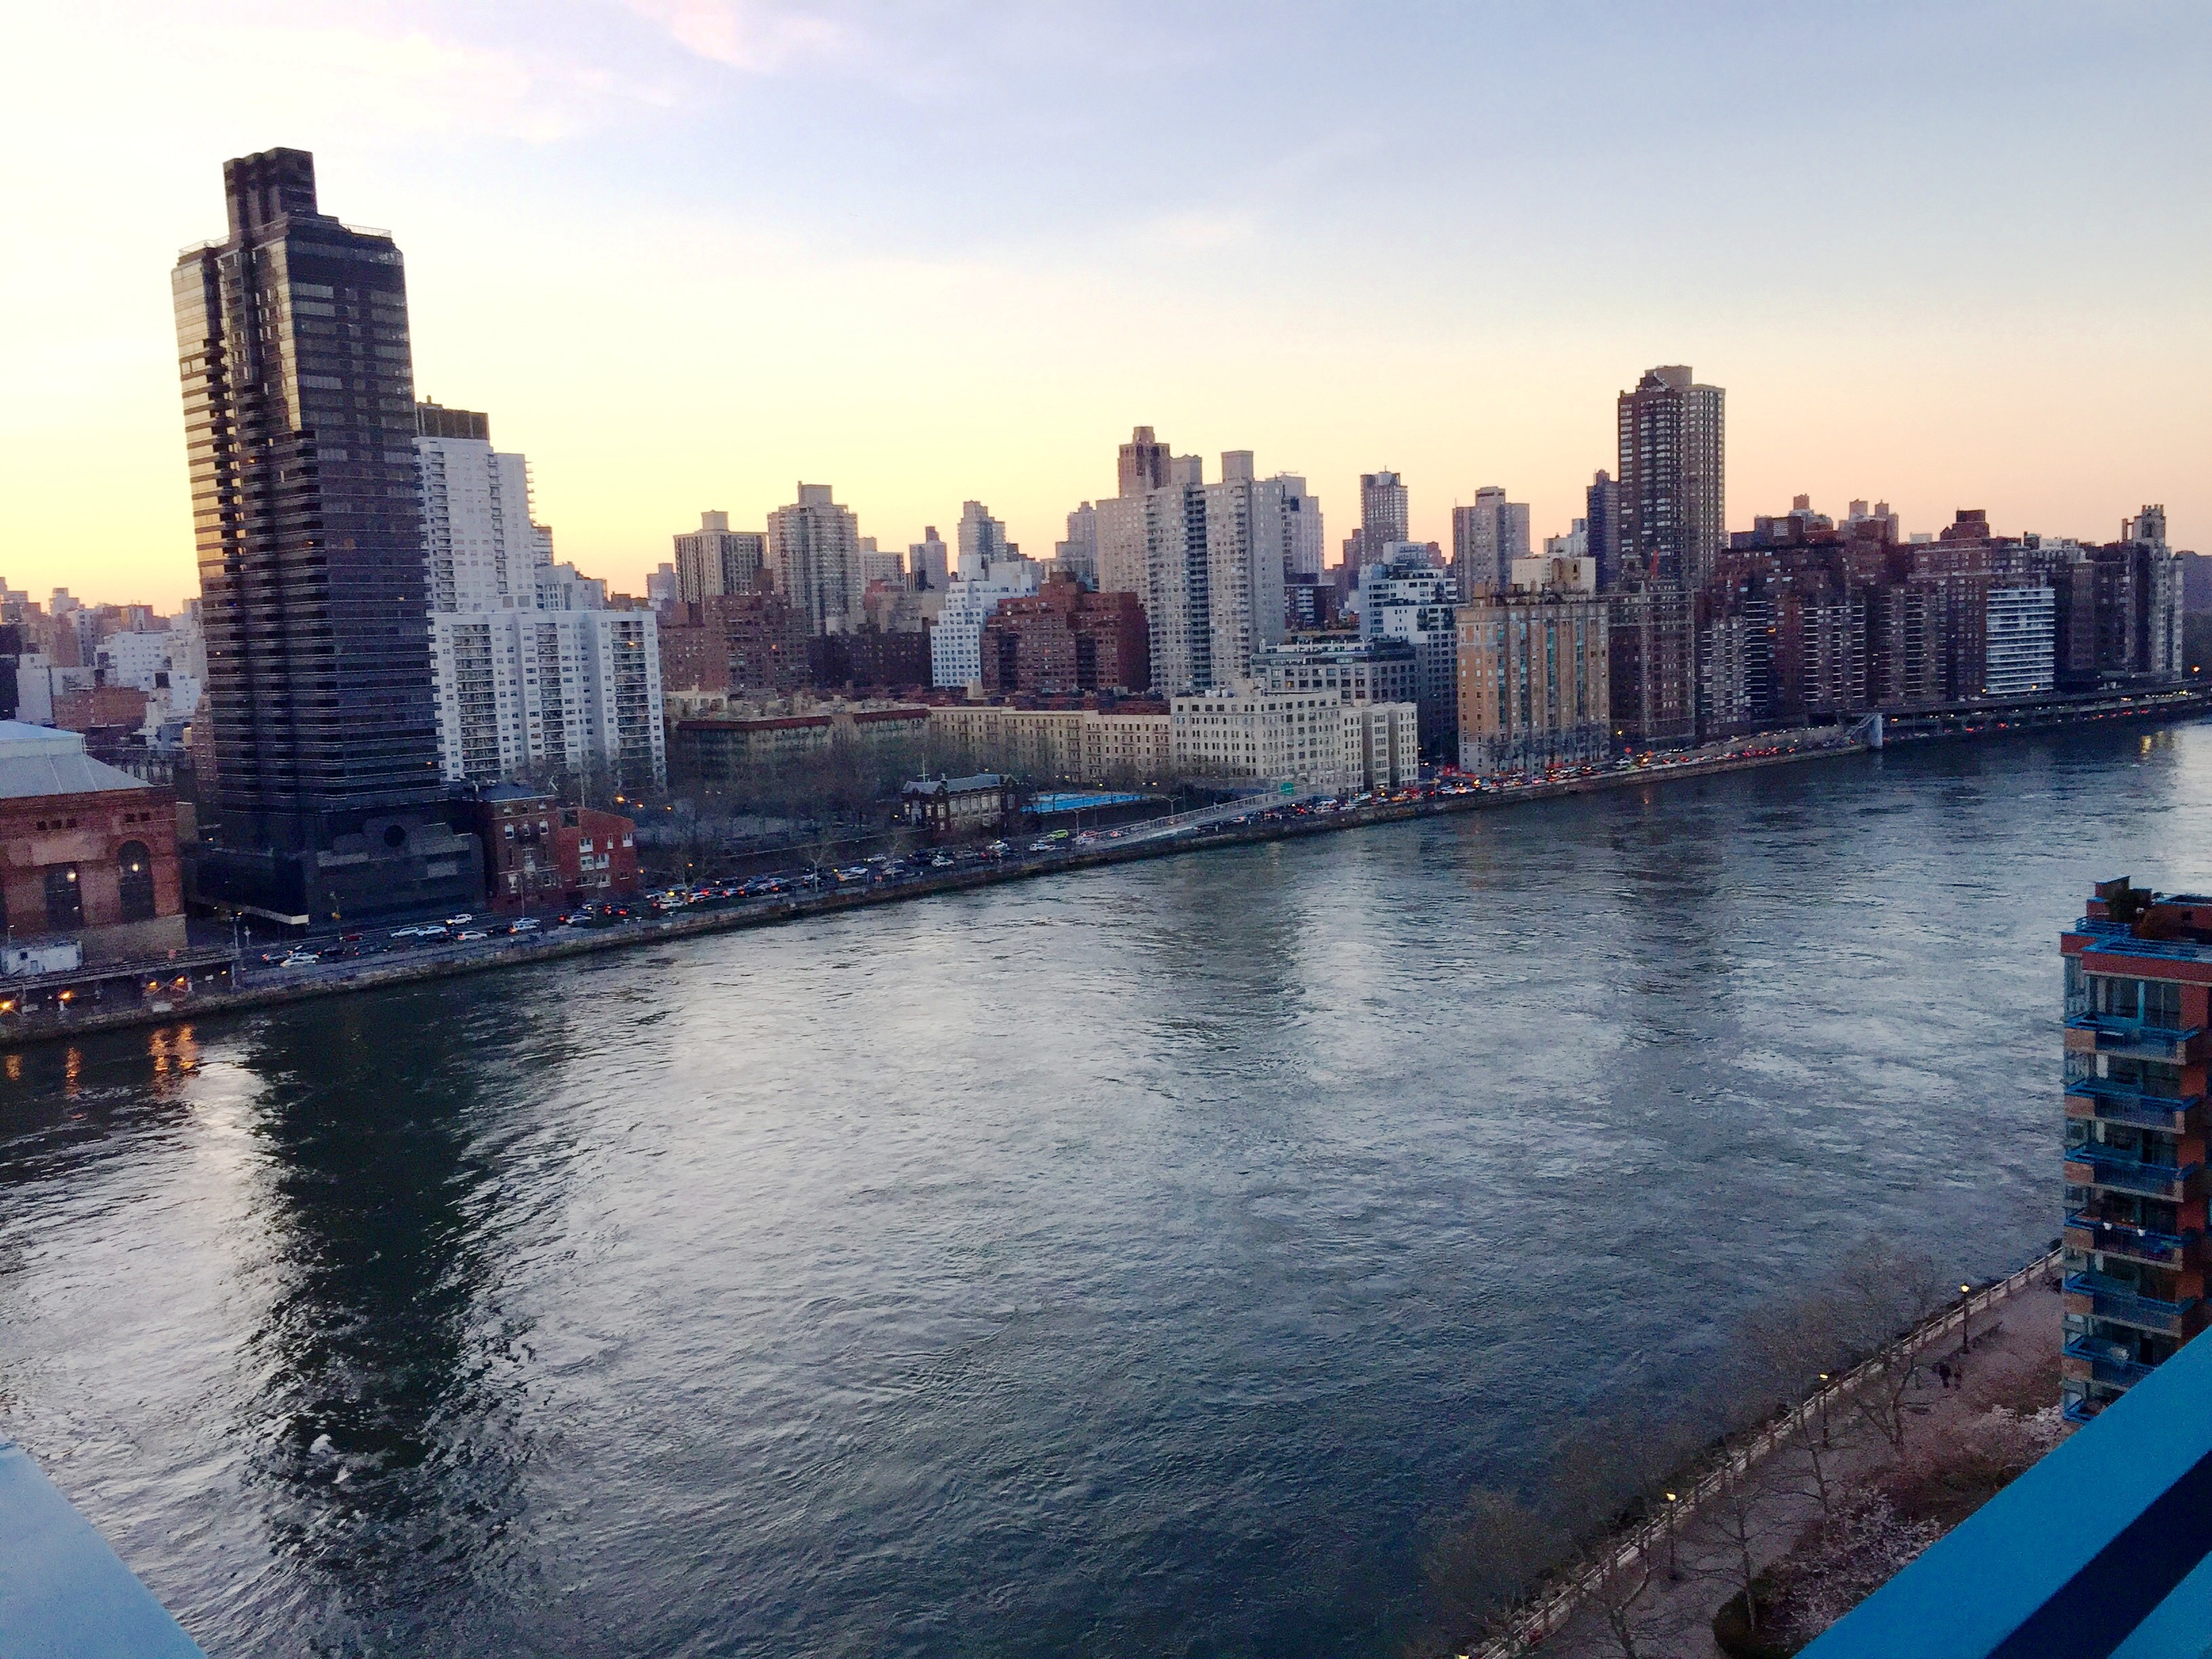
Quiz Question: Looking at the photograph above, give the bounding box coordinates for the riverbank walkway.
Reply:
[1513,1267,2067,1659]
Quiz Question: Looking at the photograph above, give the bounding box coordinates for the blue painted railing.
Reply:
[2063,1212,2196,1264]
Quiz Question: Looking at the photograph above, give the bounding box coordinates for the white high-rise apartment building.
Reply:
[417,402,550,611]
[417,403,665,789]
[1359,546,1458,754]
[768,483,864,635]
[958,501,1012,568]
[909,527,950,592]
[859,539,907,589]
[932,554,1043,688]
[1984,584,2057,698]
[1094,447,1307,692]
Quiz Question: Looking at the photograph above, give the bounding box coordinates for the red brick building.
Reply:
[0,721,186,962]
[553,806,639,901]
[657,592,813,696]
[980,577,1150,694]
[466,785,640,911]
[52,685,152,733]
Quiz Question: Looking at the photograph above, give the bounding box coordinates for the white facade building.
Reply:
[1984,583,2057,699]
[909,528,950,593]
[417,420,549,612]
[1170,689,1418,792]
[931,556,1043,689]
[1094,450,1307,692]
[1359,549,1458,753]
[417,404,665,788]
[768,483,865,635]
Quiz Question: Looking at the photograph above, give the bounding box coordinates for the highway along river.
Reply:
[4,721,2208,1657]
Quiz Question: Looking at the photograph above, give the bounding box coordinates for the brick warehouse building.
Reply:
[0,722,186,962]
[980,577,1150,695]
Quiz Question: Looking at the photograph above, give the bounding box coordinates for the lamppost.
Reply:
[1959,1282,1975,1359]
[1816,1373,1832,1448]
[1663,1490,1681,1580]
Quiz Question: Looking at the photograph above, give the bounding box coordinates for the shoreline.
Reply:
[7,693,2208,1052]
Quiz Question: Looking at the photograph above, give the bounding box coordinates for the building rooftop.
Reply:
[901,774,1007,797]
[2069,878,2212,965]
[0,722,150,800]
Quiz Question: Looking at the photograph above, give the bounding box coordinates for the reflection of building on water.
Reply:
[239,1005,537,1618]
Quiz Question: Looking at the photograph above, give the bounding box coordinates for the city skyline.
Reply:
[5,3,2209,612]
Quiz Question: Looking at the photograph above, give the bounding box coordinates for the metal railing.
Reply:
[2062,1143,2196,1196]
[2062,1074,2203,1111]
[2063,1272,2196,1333]
[1468,1244,2063,1659]
[2063,1212,2196,1265]
[2063,1336,2158,1387]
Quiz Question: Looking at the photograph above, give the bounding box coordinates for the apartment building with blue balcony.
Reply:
[2062,878,2212,1422]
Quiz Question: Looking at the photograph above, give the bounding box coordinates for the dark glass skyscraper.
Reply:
[173,148,479,923]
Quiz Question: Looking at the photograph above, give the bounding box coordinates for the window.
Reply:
[117,842,157,922]
[44,864,83,932]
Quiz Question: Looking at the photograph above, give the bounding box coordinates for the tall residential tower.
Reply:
[172,147,479,922]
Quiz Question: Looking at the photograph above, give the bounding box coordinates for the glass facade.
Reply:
[173,148,444,854]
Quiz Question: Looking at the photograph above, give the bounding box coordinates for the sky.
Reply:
[3,1,2208,613]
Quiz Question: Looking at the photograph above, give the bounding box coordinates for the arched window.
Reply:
[117,841,157,923]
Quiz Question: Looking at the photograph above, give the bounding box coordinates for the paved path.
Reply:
[1535,1277,2066,1659]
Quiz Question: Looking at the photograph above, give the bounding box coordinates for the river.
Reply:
[3,722,2207,1657]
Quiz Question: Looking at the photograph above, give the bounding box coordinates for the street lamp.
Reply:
[1663,1491,1681,1580]
[1816,1374,1832,1447]
[1959,1282,1975,1356]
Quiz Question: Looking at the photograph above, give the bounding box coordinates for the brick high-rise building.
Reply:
[978,576,1150,694]
[674,512,767,604]
[1117,426,1171,498]
[1457,575,1611,775]
[1618,365,1725,592]
[172,147,480,924]
[2062,878,2212,1423]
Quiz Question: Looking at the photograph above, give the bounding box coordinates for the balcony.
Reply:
[2063,1270,2198,1334]
[2064,1334,2160,1389]
[2072,1090,2196,1132]
[2064,1210,2197,1266]
[2066,1012,2203,1062]
[2063,1140,2197,1197]
[2062,1073,2203,1113]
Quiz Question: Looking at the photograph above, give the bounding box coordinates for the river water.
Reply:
[3,724,2207,1657]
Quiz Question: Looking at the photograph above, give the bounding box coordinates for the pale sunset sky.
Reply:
[3,1,2207,612]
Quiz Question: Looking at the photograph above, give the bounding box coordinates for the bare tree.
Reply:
[1416,1487,1560,1657]
[1692,1443,1795,1644]
[1828,1241,1950,1452]
[1541,1414,1698,1659]
[1733,1290,1855,1519]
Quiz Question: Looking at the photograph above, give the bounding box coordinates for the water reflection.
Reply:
[233,989,564,1650]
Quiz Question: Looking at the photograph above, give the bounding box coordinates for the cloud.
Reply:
[625,0,863,75]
